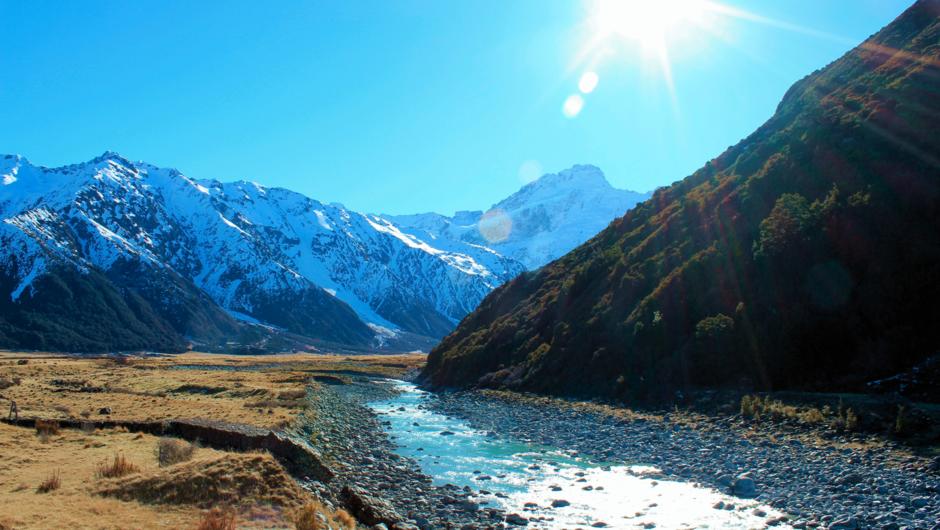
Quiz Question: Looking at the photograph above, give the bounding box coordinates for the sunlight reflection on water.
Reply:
[368,380,790,529]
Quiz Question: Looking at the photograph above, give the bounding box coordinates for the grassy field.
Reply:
[0,351,424,529]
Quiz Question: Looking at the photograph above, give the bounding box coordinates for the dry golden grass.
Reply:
[0,350,424,529]
[97,451,311,508]
[35,419,60,436]
[96,453,140,479]
[0,422,203,529]
[292,501,356,530]
[0,351,423,429]
[158,437,196,466]
[195,508,237,530]
[36,470,61,493]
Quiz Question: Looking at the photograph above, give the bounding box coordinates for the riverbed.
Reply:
[368,380,789,529]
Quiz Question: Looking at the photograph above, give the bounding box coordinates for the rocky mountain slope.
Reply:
[0,153,643,353]
[422,0,940,401]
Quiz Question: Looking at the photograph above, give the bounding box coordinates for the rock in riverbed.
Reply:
[731,474,757,498]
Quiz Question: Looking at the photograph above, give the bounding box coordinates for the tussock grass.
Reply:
[195,508,236,530]
[741,394,861,431]
[292,501,356,530]
[37,470,62,493]
[277,389,307,401]
[35,419,61,436]
[158,437,196,466]
[97,452,310,509]
[741,394,832,424]
[96,453,140,478]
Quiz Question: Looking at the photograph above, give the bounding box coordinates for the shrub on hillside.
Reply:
[96,453,140,478]
[694,314,735,340]
[37,470,61,493]
[195,508,236,530]
[292,501,356,530]
[158,437,196,466]
[35,419,60,436]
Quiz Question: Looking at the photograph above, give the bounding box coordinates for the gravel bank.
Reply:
[292,379,505,529]
[427,390,940,530]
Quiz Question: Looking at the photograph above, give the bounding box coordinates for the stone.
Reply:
[732,474,757,498]
[505,513,529,526]
[828,517,859,530]
[341,485,403,526]
[551,499,571,508]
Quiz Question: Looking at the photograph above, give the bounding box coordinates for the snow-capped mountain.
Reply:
[0,153,646,353]
[388,165,650,269]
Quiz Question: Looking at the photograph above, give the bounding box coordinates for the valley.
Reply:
[2,351,937,529]
[2,0,939,528]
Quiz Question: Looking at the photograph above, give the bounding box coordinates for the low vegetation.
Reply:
[0,351,424,529]
[35,471,61,494]
[96,453,140,479]
[195,508,237,530]
[157,437,196,467]
[97,452,309,508]
[292,501,356,530]
[741,394,865,429]
[34,419,60,436]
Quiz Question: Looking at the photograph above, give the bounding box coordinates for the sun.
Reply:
[589,0,708,50]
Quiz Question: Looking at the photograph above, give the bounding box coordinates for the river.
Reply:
[368,380,790,529]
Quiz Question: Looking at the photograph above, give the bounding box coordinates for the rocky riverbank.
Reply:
[291,378,506,529]
[424,390,940,530]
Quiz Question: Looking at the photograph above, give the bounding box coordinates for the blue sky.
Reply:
[0,0,912,215]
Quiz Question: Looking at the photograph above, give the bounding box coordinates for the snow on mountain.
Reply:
[388,165,650,270]
[0,154,648,351]
[0,153,526,348]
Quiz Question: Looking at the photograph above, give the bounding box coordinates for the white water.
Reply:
[368,380,790,529]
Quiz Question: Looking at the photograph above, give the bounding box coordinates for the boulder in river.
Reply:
[505,513,529,526]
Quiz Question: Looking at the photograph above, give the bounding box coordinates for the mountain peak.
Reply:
[91,150,133,166]
[524,164,610,192]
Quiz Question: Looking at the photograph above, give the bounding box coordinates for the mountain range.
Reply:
[422,0,940,400]
[0,154,647,353]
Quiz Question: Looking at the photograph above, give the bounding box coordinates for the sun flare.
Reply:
[589,0,709,50]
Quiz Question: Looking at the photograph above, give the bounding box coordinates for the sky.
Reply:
[0,0,914,215]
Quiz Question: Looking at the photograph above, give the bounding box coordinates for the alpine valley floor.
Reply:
[1,351,938,529]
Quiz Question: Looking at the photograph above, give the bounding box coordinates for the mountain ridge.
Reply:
[421,0,940,401]
[0,152,646,353]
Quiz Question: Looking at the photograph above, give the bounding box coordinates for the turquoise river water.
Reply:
[368,380,791,529]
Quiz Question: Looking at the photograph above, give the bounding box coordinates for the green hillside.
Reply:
[422,0,940,401]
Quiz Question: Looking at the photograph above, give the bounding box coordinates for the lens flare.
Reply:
[563,94,585,118]
[518,160,543,184]
[478,209,512,243]
[579,71,599,94]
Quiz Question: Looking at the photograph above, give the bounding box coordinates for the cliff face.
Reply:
[423,1,940,401]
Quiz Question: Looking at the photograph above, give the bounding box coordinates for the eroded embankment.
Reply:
[2,417,332,484]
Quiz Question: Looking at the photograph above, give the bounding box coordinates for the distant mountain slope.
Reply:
[388,165,649,270]
[422,0,940,400]
[0,152,645,352]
